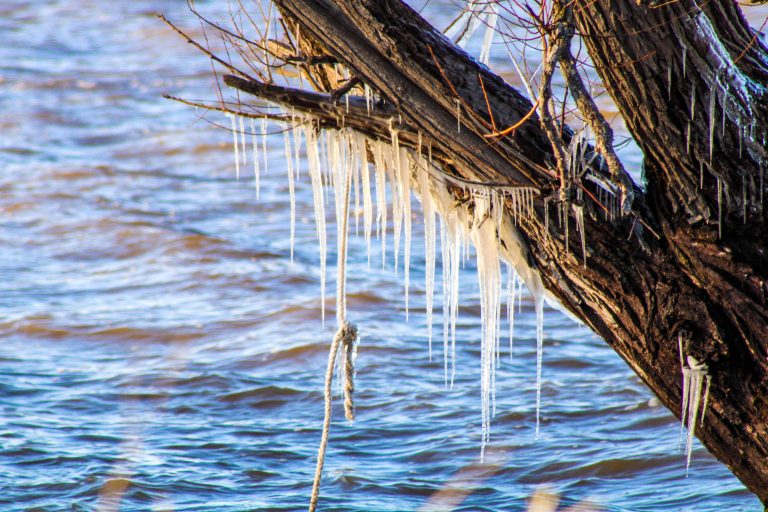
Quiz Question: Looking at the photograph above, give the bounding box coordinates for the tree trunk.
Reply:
[195,0,768,504]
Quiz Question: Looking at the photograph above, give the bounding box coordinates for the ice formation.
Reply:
[284,130,296,261]
[226,113,240,179]
[229,108,553,454]
[678,335,712,476]
[302,123,328,323]
[249,118,261,198]
[239,115,247,170]
[417,134,437,358]
[261,118,268,176]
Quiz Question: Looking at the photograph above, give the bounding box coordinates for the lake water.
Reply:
[1,1,765,511]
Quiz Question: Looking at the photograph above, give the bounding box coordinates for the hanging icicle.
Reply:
[303,123,328,324]
[678,345,712,476]
[284,130,296,262]
[261,117,268,176]
[469,191,502,458]
[250,118,261,198]
[417,134,437,359]
[239,115,247,169]
[226,113,240,179]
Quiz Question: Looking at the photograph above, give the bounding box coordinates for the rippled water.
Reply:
[1,1,764,511]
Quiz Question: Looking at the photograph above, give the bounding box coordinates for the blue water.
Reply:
[0,1,764,511]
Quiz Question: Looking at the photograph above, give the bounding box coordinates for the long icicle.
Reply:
[358,134,373,266]
[261,117,268,176]
[226,113,240,179]
[239,115,247,168]
[418,137,436,359]
[304,125,328,324]
[284,130,296,262]
[250,118,261,199]
[400,148,412,321]
[374,140,389,268]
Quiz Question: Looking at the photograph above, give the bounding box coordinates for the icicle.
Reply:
[574,203,586,268]
[250,118,261,199]
[373,140,388,267]
[717,177,723,239]
[400,149,412,321]
[678,333,688,448]
[679,340,712,476]
[239,115,247,168]
[433,180,463,389]
[294,118,302,180]
[261,118,268,176]
[418,134,437,359]
[441,218,450,386]
[389,126,403,276]
[686,122,692,154]
[708,91,716,165]
[226,113,240,179]
[304,125,328,323]
[351,135,361,236]
[470,192,502,458]
[357,134,373,266]
[284,130,296,262]
[364,83,372,115]
[682,46,687,79]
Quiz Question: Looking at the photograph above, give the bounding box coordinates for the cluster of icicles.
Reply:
[226,111,545,452]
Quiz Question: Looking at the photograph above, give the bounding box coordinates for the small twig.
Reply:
[157,14,256,82]
[484,98,540,138]
[478,73,497,131]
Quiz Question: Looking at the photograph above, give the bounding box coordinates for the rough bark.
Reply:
[205,0,768,504]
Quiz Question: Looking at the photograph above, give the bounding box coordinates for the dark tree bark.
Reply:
[185,0,768,504]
